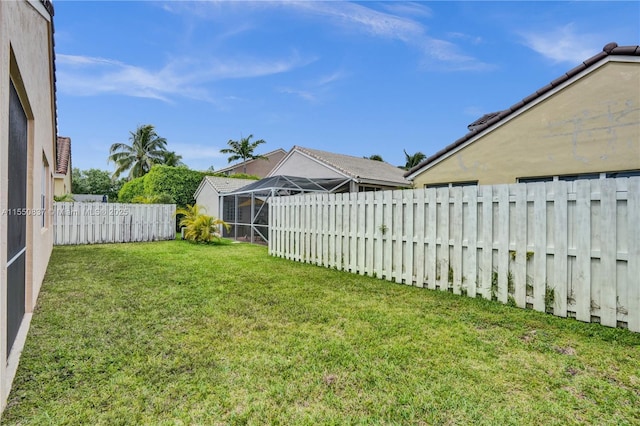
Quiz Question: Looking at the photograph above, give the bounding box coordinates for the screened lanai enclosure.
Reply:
[222,175,350,244]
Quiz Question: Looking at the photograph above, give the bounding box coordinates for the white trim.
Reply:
[27,0,52,21]
[7,247,26,268]
[405,55,639,180]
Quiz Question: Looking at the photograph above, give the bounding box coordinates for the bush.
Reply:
[117,165,260,208]
[118,177,145,203]
[131,193,175,204]
[175,204,230,243]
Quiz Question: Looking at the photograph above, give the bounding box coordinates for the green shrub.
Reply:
[53,193,75,202]
[118,177,145,203]
[143,165,208,207]
[131,193,175,204]
[118,165,259,207]
[175,204,230,243]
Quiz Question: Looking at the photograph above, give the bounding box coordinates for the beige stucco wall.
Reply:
[412,60,640,187]
[54,173,72,196]
[0,0,56,411]
[195,183,221,219]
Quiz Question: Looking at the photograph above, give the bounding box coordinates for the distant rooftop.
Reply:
[291,146,411,187]
[55,136,71,175]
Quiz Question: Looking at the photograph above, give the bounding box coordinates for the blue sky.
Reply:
[54,1,640,172]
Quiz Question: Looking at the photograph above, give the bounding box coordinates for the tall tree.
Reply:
[403,149,426,171]
[161,151,185,167]
[108,124,168,179]
[220,134,267,173]
[365,154,384,162]
[72,168,126,201]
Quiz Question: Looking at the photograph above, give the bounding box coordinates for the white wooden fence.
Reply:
[270,178,640,332]
[53,203,176,245]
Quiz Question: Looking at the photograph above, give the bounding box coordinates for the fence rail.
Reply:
[53,202,176,245]
[269,178,640,332]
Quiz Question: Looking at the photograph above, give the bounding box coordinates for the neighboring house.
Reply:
[53,136,72,196]
[217,148,287,178]
[405,42,640,187]
[194,175,257,220]
[0,0,57,412]
[268,145,412,192]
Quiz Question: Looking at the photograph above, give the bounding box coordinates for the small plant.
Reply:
[526,275,534,297]
[545,285,555,313]
[491,270,499,300]
[509,250,534,262]
[507,270,515,294]
[175,204,229,243]
[379,224,388,235]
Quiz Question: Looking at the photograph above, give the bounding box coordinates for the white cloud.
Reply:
[56,52,314,102]
[282,1,493,72]
[381,2,433,19]
[285,1,424,42]
[418,39,495,72]
[277,87,317,102]
[519,24,600,64]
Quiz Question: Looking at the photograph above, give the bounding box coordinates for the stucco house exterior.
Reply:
[53,136,72,196]
[405,42,640,187]
[217,148,287,178]
[194,175,257,220]
[0,0,57,412]
[268,145,412,192]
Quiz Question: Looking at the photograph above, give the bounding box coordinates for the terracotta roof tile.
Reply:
[405,42,640,178]
[56,136,71,175]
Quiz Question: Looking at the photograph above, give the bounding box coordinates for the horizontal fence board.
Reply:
[53,203,176,245]
[269,178,640,331]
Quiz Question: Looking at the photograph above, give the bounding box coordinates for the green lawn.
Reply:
[2,240,639,425]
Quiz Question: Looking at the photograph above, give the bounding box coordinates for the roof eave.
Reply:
[404,44,640,180]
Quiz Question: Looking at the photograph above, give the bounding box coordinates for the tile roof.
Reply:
[194,176,258,200]
[203,176,257,193]
[56,136,71,175]
[405,42,640,178]
[292,146,411,186]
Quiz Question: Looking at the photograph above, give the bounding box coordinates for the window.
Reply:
[518,170,640,183]
[424,181,478,189]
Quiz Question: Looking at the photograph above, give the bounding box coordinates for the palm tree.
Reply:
[108,124,168,179]
[220,134,267,173]
[161,151,185,167]
[403,149,427,171]
[175,204,229,243]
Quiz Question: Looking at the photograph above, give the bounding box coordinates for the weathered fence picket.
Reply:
[270,177,640,331]
[53,202,176,245]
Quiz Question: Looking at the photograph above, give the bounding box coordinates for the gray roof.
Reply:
[196,176,257,197]
[292,146,411,187]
